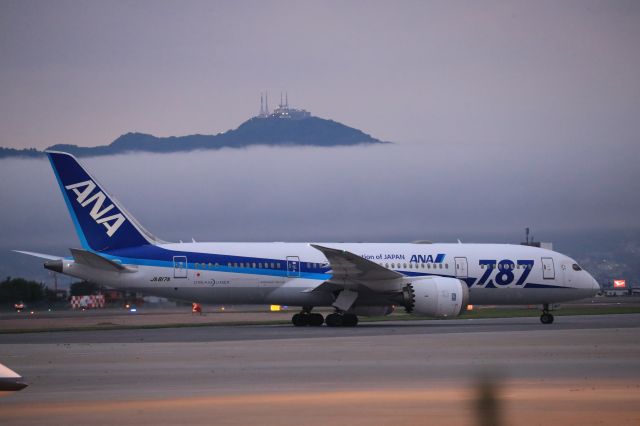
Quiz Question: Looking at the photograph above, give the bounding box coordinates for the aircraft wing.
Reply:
[310,244,404,294]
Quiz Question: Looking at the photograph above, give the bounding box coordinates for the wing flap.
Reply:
[311,244,403,282]
[309,244,405,296]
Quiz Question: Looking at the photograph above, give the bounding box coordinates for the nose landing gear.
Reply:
[540,303,555,324]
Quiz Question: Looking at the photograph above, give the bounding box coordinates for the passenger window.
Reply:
[439,264,443,269]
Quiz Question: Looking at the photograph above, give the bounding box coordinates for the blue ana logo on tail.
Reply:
[65,180,126,237]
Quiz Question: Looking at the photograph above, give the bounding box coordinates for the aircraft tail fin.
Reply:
[46,151,162,252]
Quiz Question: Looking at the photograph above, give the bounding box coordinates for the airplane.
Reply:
[16,151,600,327]
[0,363,28,393]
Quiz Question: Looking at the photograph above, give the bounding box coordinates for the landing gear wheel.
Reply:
[540,313,554,324]
[308,313,324,327]
[540,303,554,324]
[292,313,308,327]
[325,313,358,327]
[325,313,343,327]
[342,313,359,327]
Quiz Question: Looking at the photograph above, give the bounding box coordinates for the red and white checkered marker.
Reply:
[70,294,105,309]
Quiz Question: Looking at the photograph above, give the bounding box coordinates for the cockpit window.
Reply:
[572,264,582,271]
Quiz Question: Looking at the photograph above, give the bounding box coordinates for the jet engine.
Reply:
[402,276,469,318]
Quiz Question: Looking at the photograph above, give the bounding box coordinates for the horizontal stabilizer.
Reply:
[12,250,64,261]
[70,248,135,272]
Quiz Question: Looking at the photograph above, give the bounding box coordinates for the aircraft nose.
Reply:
[588,274,600,295]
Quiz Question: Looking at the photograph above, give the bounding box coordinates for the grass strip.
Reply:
[1,306,639,334]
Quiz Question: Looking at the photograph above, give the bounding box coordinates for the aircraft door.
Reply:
[286,256,301,278]
[541,257,555,279]
[454,257,468,279]
[173,256,188,279]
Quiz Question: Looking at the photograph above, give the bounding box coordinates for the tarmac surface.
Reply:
[1,314,639,425]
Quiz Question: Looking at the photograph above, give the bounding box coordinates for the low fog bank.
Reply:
[1,141,638,283]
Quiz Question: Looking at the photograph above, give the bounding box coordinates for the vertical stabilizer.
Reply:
[46,151,159,252]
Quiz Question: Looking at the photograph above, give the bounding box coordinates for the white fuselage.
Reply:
[59,242,599,308]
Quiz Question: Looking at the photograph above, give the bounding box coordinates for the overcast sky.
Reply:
[1,1,639,281]
[1,0,639,149]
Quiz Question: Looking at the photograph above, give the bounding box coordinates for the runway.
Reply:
[1,315,640,425]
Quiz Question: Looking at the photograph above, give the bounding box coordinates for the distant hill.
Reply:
[0,116,386,158]
[0,147,43,158]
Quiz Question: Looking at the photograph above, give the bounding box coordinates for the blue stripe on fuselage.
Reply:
[97,245,568,289]
[100,244,331,279]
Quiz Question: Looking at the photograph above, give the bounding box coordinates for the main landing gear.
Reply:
[325,312,358,327]
[291,311,324,327]
[540,303,554,324]
[290,308,359,327]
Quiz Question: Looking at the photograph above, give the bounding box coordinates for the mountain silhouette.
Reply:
[0,115,386,158]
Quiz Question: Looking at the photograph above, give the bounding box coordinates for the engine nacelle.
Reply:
[403,276,469,318]
[347,305,395,317]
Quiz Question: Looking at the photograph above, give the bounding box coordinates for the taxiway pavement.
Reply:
[1,314,639,425]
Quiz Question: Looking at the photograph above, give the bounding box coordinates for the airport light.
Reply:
[614,280,626,288]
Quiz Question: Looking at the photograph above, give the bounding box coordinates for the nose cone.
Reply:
[591,275,600,294]
[0,363,28,393]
